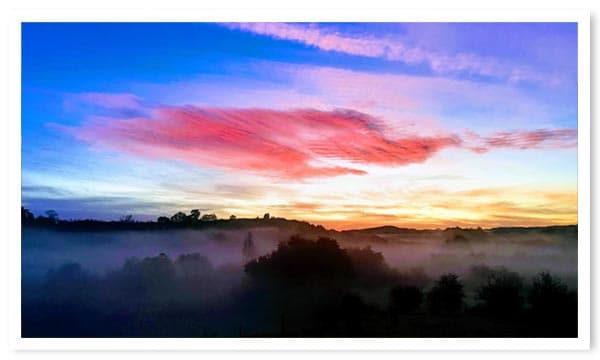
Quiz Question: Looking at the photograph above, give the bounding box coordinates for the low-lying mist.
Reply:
[22,224,577,287]
[21,223,578,337]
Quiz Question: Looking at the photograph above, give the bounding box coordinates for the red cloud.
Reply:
[66,106,577,180]
[70,107,461,179]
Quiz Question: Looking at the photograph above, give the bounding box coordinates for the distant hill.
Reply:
[490,225,578,234]
[341,225,434,235]
[22,214,577,240]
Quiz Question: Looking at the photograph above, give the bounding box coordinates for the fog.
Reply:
[362,229,578,290]
[21,224,577,337]
[22,227,281,278]
[22,225,577,289]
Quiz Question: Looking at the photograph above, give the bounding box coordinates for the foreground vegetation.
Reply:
[22,235,577,337]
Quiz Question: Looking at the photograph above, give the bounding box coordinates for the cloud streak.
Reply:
[63,92,149,118]
[66,107,462,179]
[466,129,578,152]
[225,23,550,84]
[63,104,577,180]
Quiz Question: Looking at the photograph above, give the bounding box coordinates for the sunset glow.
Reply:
[22,22,578,230]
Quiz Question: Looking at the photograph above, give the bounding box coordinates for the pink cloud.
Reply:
[225,23,550,85]
[469,129,578,151]
[68,107,462,179]
[278,65,558,134]
[63,104,577,180]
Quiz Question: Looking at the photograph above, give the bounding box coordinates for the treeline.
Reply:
[21,207,577,238]
[22,236,577,337]
[21,206,329,233]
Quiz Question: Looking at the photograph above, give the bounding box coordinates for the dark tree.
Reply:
[117,253,177,298]
[427,273,465,315]
[263,213,270,220]
[189,209,201,222]
[528,272,577,336]
[157,216,170,224]
[201,213,217,222]
[21,206,35,225]
[389,285,423,315]
[45,209,59,224]
[120,214,135,223]
[529,272,570,316]
[345,246,388,279]
[170,212,187,223]
[176,253,212,278]
[43,263,97,304]
[242,232,256,262]
[245,236,354,283]
[476,268,524,317]
[339,293,368,336]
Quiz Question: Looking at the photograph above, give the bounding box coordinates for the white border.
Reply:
[7,8,591,351]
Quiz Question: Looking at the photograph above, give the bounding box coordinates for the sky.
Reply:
[21,22,578,230]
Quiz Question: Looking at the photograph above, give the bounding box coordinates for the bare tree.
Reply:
[242,232,256,262]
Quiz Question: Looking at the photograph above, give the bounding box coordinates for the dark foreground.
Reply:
[22,235,577,338]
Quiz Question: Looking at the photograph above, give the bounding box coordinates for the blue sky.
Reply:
[21,22,578,229]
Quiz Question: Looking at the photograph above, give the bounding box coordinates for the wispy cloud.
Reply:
[59,101,577,180]
[63,106,463,179]
[63,92,149,118]
[75,92,143,109]
[225,23,551,85]
[288,65,575,140]
[465,128,578,152]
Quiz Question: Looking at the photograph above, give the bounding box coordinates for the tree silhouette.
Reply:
[245,236,354,284]
[389,285,423,315]
[427,273,464,315]
[45,209,59,223]
[242,232,256,262]
[201,213,217,222]
[43,263,97,305]
[529,272,570,317]
[176,253,212,278]
[345,246,388,279]
[476,268,524,317]
[120,214,135,223]
[157,216,170,224]
[528,272,576,336]
[21,207,35,225]
[189,209,201,222]
[170,211,187,223]
[339,293,368,336]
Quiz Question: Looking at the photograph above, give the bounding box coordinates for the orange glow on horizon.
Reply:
[224,186,578,231]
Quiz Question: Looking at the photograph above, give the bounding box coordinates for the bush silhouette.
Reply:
[170,212,187,223]
[244,236,354,283]
[157,216,170,224]
[476,268,524,317]
[339,293,368,335]
[528,272,577,336]
[176,253,212,278]
[345,246,388,278]
[389,285,423,315]
[529,272,570,316]
[21,207,35,225]
[427,273,464,315]
[44,263,94,299]
[107,253,177,301]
